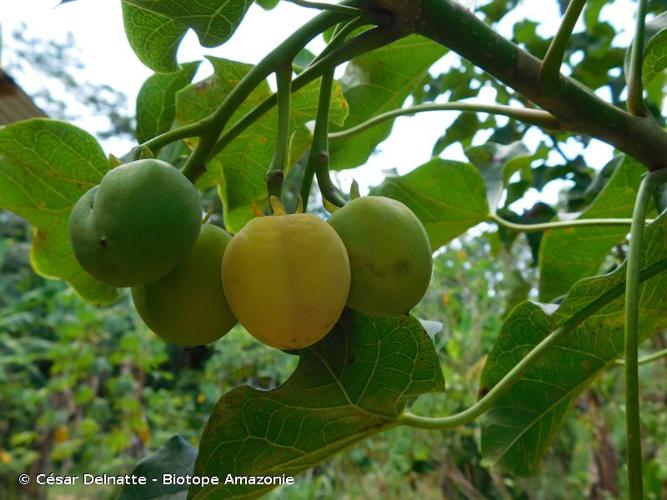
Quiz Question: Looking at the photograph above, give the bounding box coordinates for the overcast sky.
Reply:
[1,0,639,208]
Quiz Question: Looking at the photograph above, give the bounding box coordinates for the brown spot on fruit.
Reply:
[395,260,410,273]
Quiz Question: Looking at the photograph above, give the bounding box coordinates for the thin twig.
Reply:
[287,0,365,16]
[328,102,561,140]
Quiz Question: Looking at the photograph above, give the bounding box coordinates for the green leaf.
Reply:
[189,310,444,499]
[136,61,201,143]
[464,141,534,210]
[432,113,480,156]
[118,435,197,500]
[255,0,280,10]
[329,36,446,170]
[176,57,348,232]
[624,12,667,84]
[480,212,667,476]
[538,156,644,301]
[370,159,490,250]
[643,27,667,85]
[292,48,316,74]
[123,0,253,48]
[0,119,117,303]
[122,1,188,73]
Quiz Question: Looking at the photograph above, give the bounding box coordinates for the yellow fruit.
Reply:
[131,224,237,346]
[222,213,350,350]
[328,196,432,317]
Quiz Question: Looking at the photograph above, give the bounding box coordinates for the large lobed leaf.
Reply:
[538,156,644,301]
[122,1,189,73]
[329,36,446,170]
[122,0,253,72]
[480,211,667,476]
[176,56,348,232]
[136,61,201,143]
[189,310,445,498]
[371,159,489,250]
[0,119,117,303]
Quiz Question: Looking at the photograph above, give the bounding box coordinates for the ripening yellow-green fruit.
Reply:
[131,224,237,346]
[221,213,350,350]
[328,196,432,317]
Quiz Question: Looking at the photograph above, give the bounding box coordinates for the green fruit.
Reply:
[328,196,432,317]
[69,159,202,287]
[132,224,237,346]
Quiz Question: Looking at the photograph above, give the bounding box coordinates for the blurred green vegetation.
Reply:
[2,208,665,499]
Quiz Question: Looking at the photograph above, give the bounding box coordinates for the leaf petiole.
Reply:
[539,0,586,92]
[209,27,399,160]
[614,347,667,366]
[623,168,667,499]
[627,0,649,116]
[178,8,352,182]
[489,212,645,233]
[287,0,366,16]
[328,102,561,140]
[397,257,667,430]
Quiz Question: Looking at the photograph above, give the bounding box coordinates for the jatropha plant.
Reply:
[0,0,665,498]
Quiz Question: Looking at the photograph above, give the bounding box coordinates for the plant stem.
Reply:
[623,168,667,499]
[137,122,206,158]
[397,257,667,430]
[490,212,639,233]
[180,8,351,182]
[328,102,560,140]
[615,348,667,366]
[209,27,398,160]
[539,0,586,92]
[301,71,346,208]
[266,63,293,200]
[311,16,370,65]
[627,0,649,116]
[288,0,366,15]
[413,0,667,171]
[298,17,366,207]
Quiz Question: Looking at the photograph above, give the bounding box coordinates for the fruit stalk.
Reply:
[266,63,293,200]
[301,70,346,208]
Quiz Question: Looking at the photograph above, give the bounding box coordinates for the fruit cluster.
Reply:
[69,159,432,349]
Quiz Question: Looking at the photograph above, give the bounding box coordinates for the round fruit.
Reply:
[328,196,432,317]
[222,213,350,350]
[69,159,202,287]
[131,224,237,346]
